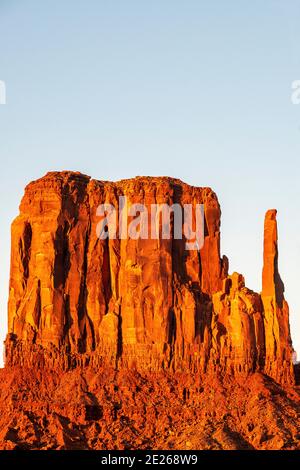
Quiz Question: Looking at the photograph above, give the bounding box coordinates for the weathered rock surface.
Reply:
[0,367,300,450]
[1,171,299,451]
[5,172,294,385]
[261,210,294,384]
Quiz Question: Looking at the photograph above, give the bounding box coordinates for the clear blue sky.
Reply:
[0,0,300,364]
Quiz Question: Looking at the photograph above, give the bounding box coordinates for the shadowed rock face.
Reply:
[5,172,294,385]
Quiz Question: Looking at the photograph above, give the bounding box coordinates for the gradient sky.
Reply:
[0,0,299,365]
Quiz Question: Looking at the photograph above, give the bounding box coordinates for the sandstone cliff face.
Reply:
[5,172,294,385]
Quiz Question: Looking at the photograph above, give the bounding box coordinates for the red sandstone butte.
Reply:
[5,172,294,383]
[1,171,299,451]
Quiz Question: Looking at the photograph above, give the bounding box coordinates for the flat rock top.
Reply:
[25,171,216,195]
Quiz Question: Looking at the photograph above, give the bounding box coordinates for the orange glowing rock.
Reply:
[5,173,294,385]
[1,172,299,451]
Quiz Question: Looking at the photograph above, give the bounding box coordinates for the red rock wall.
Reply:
[5,172,294,385]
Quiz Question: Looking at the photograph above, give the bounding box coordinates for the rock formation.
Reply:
[1,171,300,451]
[261,210,294,383]
[4,172,294,385]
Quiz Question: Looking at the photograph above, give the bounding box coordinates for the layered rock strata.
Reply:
[5,172,294,384]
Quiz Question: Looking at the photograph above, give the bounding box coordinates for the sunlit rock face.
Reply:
[5,172,294,385]
[261,210,294,384]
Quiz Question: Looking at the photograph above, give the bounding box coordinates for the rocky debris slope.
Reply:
[5,172,294,385]
[0,367,300,450]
